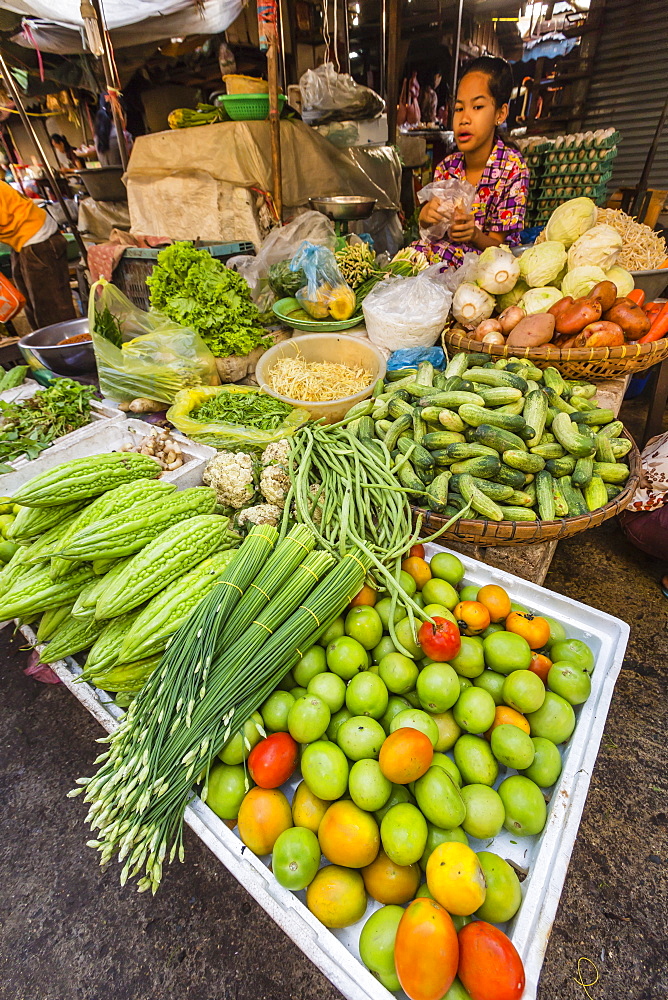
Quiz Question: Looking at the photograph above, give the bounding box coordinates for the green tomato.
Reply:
[372,635,397,664]
[429,552,465,586]
[307,672,346,713]
[375,597,404,630]
[273,827,321,890]
[510,601,529,614]
[301,740,349,799]
[293,645,327,688]
[491,724,536,770]
[260,690,295,732]
[430,711,461,752]
[380,695,411,733]
[399,569,418,596]
[541,614,568,651]
[327,706,353,741]
[421,577,459,611]
[389,708,439,748]
[413,592,425,609]
[481,623,505,639]
[318,615,345,647]
[206,762,249,820]
[378,651,419,695]
[419,822,469,871]
[417,661,460,714]
[460,784,505,839]
[288,695,331,744]
[359,905,403,982]
[449,636,485,678]
[345,671,389,719]
[290,686,307,700]
[219,711,263,764]
[547,661,591,705]
[526,691,576,744]
[374,782,414,823]
[549,638,595,674]
[421,603,458,626]
[452,687,496,734]
[473,670,506,705]
[430,751,462,787]
[345,605,384,650]
[502,669,546,714]
[326,635,368,680]
[521,736,562,787]
[349,758,392,811]
[404,688,422,708]
[337,715,386,760]
[394,617,422,658]
[459,584,480,602]
[458,675,473,693]
[483,630,532,674]
[275,669,295,692]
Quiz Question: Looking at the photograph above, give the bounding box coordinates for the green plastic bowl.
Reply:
[220,93,287,121]
[272,297,363,333]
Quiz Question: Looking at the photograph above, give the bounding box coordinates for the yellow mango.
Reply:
[328,285,356,321]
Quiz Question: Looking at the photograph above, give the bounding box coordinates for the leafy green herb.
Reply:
[94,305,123,348]
[191,389,293,430]
[0,365,28,392]
[146,242,269,358]
[0,379,97,465]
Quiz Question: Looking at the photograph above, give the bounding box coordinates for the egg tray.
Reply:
[543,162,614,182]
[545,145,617,166]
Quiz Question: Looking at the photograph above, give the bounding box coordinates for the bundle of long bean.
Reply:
[284,423,462,656]
[74,524,370,892]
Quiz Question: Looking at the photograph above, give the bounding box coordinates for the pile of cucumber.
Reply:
[364,351,632,523]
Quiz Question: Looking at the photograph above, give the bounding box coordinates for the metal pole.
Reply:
[631,87,668,218]
[343,0,351,75]
[90,0,129,170]
[452,0,464,106]
[386,0,402,145]
[278,0,287,90]
[380,0,387,98]
[0,52,88,259]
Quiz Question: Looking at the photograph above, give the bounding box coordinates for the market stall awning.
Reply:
[6,0,244,54]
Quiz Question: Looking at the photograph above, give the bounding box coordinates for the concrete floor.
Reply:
[0,398,666,1000]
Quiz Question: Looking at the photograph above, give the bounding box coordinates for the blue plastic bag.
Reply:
[387,347,446,371]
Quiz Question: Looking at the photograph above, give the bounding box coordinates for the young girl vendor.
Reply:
[416,55,529,268]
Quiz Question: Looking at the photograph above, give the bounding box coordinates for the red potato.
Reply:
[603,298,651,340]
[473,318,503,342]
[497,305,526,335]
[505,312,555,347]
[553,334,579,349]
[553,297,602,335]
[586,280,617,312]
[573,321,625,348]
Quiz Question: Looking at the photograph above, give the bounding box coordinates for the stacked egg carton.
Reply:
[532,129,619,226]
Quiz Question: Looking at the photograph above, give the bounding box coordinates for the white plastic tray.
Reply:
[16,543,629,1000]
[0,417,215,491]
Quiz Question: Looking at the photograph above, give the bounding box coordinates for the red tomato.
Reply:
[458,921,525,1000]
[247,733,298,789]
[409,543,425,559]
[418,616,461,662]
[395,898,459,1000]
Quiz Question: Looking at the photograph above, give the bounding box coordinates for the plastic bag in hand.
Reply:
[362,265,453,353]
[417,177,476,242]
[300,62,385,124]
[290,241,356,321]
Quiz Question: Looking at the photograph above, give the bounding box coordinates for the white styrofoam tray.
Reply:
[16,543,629,1000]
[0,417,215,491]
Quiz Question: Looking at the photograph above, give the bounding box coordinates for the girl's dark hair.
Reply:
[459,55,513,108]
[458,55,521,152]
[50,133,74,153]
[95,95,112,154]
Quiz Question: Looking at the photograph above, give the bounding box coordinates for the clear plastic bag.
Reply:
[417,178,476,242]
[166,385,310,451]
[300,62,385,124]
[88,280,219,404]
[291,242,356,321]
[362,265,453,353]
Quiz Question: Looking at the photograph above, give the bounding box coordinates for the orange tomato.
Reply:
[379,728,434,784]
[362,848,421,904]
[458,920,525,1000]
[306,865,368,928]
[318,800,380,868]
[485,705,530,739]
[454,601,491,636]
[291,780,330,834]
[529,652,552,685]
[237,787,292,856]
[505,611,551,650]
[401,556,432,590]
[476,584,511,623]
[409,543,425,559]
[426,842,486,916]
[349,583,377,607]
[395,897,459,1000]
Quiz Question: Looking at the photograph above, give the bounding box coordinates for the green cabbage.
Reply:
[560,265,606,300]
[544,197,597,247]
[567,223,623,271]
[497,280,529,312]
[605,265,635,298]
[519,242,567,288]
[519,287,564,314]
[475,247,520,295]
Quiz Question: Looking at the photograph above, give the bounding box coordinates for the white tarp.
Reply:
[8,0,244,53]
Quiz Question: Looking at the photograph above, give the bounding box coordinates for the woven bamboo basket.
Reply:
[443,328,668,380]
[410,430,640,547]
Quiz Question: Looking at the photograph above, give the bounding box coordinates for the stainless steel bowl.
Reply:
[19,318,97,376]
[309,195,378,221]
[630,268,668,301]
[72,166,126,202]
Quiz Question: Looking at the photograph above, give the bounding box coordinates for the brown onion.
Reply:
[473,318,503,342]
[482,331,506,345]
[497,305,525,335]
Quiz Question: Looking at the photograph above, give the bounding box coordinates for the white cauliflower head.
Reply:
[260,464,291,507]
[236,503,282,527]
[261,439,291,466]
[202,451,254,509]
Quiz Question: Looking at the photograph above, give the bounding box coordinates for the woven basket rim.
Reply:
[411,429,640,545]
[443,327,668,365]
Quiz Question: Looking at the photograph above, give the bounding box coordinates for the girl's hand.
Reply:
[419,198,448,226]
[449,209,477,244]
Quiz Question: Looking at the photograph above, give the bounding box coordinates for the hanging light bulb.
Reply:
[80,0,104,56]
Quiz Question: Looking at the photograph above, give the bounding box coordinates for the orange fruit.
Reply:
[529,652,552,684]
[318,800,380,868]
[485,705,530,739]
[379,727,434,784]
[237,787,292,856]
[454,601,491,636]
[506,611,551,650]
[350,584,377,608]
[306,865,368,928]
[291,779,330,834]
[477,584,511,623]
[362,848,421,904]
[426,842,487,916]
[401,556,432,591]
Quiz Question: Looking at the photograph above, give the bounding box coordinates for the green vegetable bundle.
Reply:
[147,242,269,358]
[168,104,228,129]
[267,259,307,298]
[0,379,97,469]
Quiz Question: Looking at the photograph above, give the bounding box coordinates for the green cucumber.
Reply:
[450,475,514,502]
[560,476,588,516]
[530,442,565,459]
[503,450,545,474]
[458,404,527,434]
[446,443,498,461]
[542,367,568,397]
[506,489,534,507]
[458,474,504,521]
[466,367,528,392]
[572,456,594,488]
[546,455,577,477]
[420,391,484,409]
[495,464,528,489]
[444,353,470,378]
[413,408,427,446]
[385,413,413,451]
[535,470,555,521]
[599,420,624,439]
[474,425,528,454]
[426,472,451,513]
[584,476,608,512]
[449,455,501,479]
[610,437,632,458]
[523,389,548,448]
[568,395,598,412]
[416,361,435,386]
[543,387,577,414]
[551,412,596,459]
[388,396,415,419]
[552,477,569,517]
[475,387,523,407]
[497,506,538,522]
[572,408,615,426]
[592,462,630,484]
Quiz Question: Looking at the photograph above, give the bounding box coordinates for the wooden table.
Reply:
[443,376,630,586]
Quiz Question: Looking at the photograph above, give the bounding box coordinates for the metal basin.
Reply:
[630,268,668,300]
[72,166,126,202]
[19,318,97,376]
[309,195,378,221]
